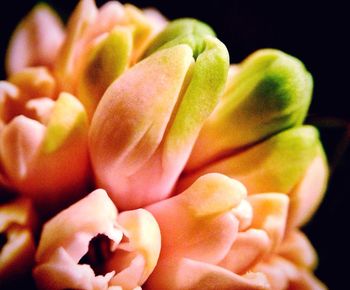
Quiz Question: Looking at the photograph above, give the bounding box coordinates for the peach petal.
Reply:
[288,269,327,290]
[0,115,45,182]
[277,230,318,269]
[255,256,326,290]
[254,257,292,290]
[6,3,64,76]
[9,67,56,100]
[0,81,22,124]
[25,98,55,125]
[146,258,270,290]
[288,153,329,227]
[219,229,270,274]
[146,174,245,264]
[249,194,289,252]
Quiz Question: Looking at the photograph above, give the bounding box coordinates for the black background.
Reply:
[1,1,348,289]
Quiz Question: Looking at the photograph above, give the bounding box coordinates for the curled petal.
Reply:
[146,173,245,264]
[6,3,64,76]
[146,258,270,290]
[248,194,289,252]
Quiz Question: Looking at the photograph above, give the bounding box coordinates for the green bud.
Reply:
[186,49,313,171]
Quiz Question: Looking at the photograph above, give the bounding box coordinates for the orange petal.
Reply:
[219,229,270,274]
[0,198,37,283]
[146,258,270,290]
[249,194,289,252]
[277,230,318,270]
[288,153,329,227]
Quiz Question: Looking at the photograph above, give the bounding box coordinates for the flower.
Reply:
[145,174,326,290]
[34,189,161,290]
[0,1,329,289]
[0,79,89,216]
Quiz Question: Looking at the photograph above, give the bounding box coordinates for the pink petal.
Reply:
[6,3,64,76]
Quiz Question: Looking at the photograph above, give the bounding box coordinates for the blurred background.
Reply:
[1,1,348,289]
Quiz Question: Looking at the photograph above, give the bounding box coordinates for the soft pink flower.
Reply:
[0,78,89,216]
[34,189,161,290]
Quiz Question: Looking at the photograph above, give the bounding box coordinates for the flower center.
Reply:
[78,234,112,276]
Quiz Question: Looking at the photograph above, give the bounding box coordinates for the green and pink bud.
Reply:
[186,49,313,171]
[89,19,229,210]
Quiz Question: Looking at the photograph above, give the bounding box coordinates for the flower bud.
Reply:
[186,49,313,170]
[90,19,229,210]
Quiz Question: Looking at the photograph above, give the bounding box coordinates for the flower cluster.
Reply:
[0,1,328,289]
